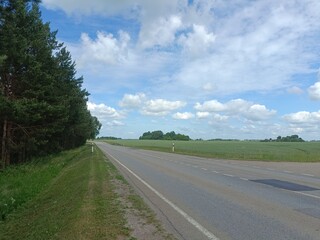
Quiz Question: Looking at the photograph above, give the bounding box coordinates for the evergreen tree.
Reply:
[0,0,101,169]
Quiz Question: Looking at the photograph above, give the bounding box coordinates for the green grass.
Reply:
[0,145,129,240]
[104,139,320,162]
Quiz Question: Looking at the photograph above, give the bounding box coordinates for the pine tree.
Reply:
[0,0,101,168]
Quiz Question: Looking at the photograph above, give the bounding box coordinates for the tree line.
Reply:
[261,135,305,142]
[139,131,190,141]
[0,0,101,169]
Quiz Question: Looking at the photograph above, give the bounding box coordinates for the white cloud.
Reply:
[139,15,182,49]
[119,93,146,108]
[50,0,320,99]
[283,111,320,124]
[194,100,225,112]
[282,111,320,137]
[210,113,229,122]
[244,104,277,121]
[196,111,210,119]
[106,120,125,127]
[141,99,186,116]
[87,102,124,120]
[308,82,320,100]
[170,0,320,97]
[287,86,304,95]
[178,24,215,57]
[195,99,276,121]
[77,31,130,67]
[172,112,194,120]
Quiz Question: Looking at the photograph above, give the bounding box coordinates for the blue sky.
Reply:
[40,0,320,140]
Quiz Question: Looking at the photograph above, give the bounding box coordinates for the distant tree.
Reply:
[139,130,190,141]
[164,131,176,140]
[261,135,304,142]
[151,130,164,140]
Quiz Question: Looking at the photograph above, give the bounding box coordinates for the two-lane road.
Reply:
[96,142,320,240]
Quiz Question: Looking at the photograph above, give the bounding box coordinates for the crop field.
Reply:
[104,140,320,162]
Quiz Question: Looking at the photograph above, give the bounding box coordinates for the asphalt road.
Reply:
[96,142,320,240]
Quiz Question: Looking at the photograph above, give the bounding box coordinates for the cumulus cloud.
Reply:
[308,82,320,100]
[172,112,194,120]
[283,111,320,124]
[194,100,225,112]
[77,30,130,66]
[87,102,124,120]
[141,99,186,116]
[119,93,146,108]
[178,24,215,57]
[282,111,320,136]
[195,99,276,121]
[139,15,182,49]
[196,111,210,119]
[47,0,320,99]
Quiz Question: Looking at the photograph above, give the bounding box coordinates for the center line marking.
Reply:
[201,168,208,171]
[223,174,234,177]
[105,151,220,240]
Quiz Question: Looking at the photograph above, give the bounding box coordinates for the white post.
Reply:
[91,142,94,153]
[172,143,175,152]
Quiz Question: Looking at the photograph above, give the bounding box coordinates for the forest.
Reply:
[0,0,101,169]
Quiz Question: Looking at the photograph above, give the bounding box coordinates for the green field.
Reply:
[104,140,320,162]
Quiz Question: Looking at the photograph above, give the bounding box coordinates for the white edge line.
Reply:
[295,191,320,200]
[106,151,220,240]
[302,173,314,177]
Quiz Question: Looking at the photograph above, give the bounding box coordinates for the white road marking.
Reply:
[223,174,234,177]
[201,168,208,171]
[106,152,220,240]
[302,173,314,177]
[212,171,219,174]
[295,191,320,200]
[193,165,199,168]
[240,177,249,181]
[284,170,294,173]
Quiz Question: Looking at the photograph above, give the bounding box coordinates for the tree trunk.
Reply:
[5,121,11,167]
[1,119,7,169]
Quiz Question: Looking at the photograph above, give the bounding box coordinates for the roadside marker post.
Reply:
[172,143,175,152]
[91,142,94,153]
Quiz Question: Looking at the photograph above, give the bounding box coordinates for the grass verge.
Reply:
[0,145,129,240]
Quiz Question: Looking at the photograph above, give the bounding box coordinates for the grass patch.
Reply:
[0,145,129,240]
[105,140,320,162]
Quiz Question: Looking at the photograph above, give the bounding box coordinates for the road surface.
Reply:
[96,142,320,240]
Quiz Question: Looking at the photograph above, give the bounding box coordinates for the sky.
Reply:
[40,0,320,140]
